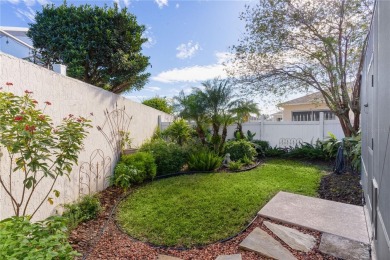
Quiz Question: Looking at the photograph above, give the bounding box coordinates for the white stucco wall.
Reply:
[0,53,173,221]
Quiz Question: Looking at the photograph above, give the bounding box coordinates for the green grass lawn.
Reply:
[116,159,323,247]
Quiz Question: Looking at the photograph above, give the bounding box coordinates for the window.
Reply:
[292,110,335,121]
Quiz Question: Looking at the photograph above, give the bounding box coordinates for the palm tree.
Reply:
[174,90,209,144]
[197,78,235,153]
[230,100,260,139]
[219,112,235,153]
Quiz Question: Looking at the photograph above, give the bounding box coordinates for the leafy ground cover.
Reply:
[116,159,323,247]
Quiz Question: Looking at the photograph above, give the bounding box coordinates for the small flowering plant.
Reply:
[0,86,91,217]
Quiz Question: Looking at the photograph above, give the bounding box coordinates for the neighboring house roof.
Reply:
[0,26,29,36]
[270,111,283,116]
[0,26,33,50]
[278,92,324,107]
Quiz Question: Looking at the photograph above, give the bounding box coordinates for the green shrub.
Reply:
[224,139,257,161]
[140,139,187,176]
[228,161,243,171]
[322,132,361,173]
[344,132,361,173]
[251,140,270,157]
[121,152,157,180]
[182,140,210,157]
[111,152,157,188]
[246,130,257,141]
[162,119,194,146]
[62,194,101,230]
[264,146,288,157]
[285,141,328,160]
[321,133,341,159]
[188,150,222,171]
[0,216,80,259]
[240,155,253,166]
[111,163,138,188]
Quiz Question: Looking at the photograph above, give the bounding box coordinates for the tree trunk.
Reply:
[353,110,360,134]
[337,111,358,137]
[212,122,221,153]
[195,124,206,144]
[220,124,228,154]
[237,123,244,139]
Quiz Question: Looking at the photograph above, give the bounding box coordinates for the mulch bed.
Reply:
[69,162,363,259]
[318,172,363,206]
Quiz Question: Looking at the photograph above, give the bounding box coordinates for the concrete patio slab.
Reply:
[239,227,297,260]
[319,233,370,260]
[258,192,369,244]
[264,221,316,252]
[215,254,242,260]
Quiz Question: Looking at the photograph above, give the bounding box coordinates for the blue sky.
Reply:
[0,0,285,113]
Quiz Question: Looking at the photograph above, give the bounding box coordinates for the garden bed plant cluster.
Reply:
[111,119,262,191]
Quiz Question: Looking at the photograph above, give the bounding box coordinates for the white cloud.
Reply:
[145,86,161,92]
[155,0,168,8]
[7,0,51,4]
[176,41,201,59]
[175,3,179,8]
[143,26,157,48]
[152,51,235,83]
[152,64,227,83]
[215,51,234,64]
[15,7,35,22]
[23,0,35,6]
[37,0,50,5]
[123,0,131,7]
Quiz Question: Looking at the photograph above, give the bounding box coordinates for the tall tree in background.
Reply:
[142,97,173,114]
[28,3,150,94]
[230,0,372,136]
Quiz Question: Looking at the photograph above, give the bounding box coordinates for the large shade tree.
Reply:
[230,0,372,136]
[28,3,150,94]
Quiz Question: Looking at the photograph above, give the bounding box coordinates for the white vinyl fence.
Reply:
[161,114,344,147]
[0,53,174,221]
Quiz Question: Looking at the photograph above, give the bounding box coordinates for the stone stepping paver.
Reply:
[239,227,297,260]
[258,191,369,244]
[157,255,182,260]
[215,254,242,260]
[264,221,316,252]
[319,233,370,260]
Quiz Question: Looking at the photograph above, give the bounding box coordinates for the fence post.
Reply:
[158,115,162,130]
[319,112,324,140]
[260,115,265,140]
